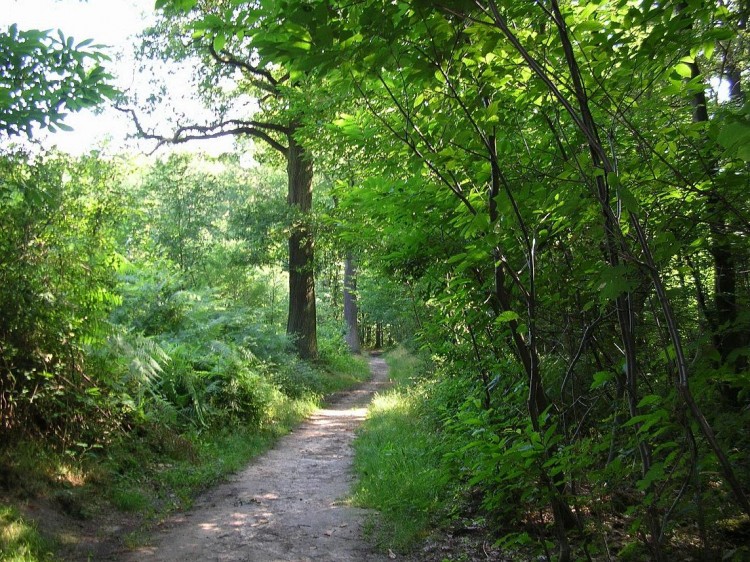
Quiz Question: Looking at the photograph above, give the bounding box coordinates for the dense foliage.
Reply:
[0,151,122,440]
[319,1,749,558]
[0,147,370,561]
[190,0,748,558]
[0,146,364,437]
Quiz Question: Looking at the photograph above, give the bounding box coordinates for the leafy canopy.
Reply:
[0,24,116,137]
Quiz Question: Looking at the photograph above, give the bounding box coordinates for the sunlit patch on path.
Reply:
[117,356,391,562]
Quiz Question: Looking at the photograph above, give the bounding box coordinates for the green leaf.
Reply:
[637,394,661,408]
[590,371,613,390]
[617,185,639,214]
[496,311,520,323]
[674,62,693,78]
[576,20,605,32]
[717,119,750,161]
[637,462,665,491]
[212,34,227,52]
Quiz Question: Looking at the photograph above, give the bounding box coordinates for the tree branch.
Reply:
[207,43,286,94]
[116,106,289,155]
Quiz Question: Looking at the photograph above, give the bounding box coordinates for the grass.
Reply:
[322,354,371,390]
[351,347,451,553]
[146,402,316,510]
[383,346,425,385]
[0,505,55,562]
[110,487,150,512]
[316,352,371,396]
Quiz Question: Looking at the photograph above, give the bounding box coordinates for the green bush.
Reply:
[272,358,327,399]
[209,361,282,427]
[0,151,123,443]
[111,264,187,336]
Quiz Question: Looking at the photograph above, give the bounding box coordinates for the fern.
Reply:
[104,329,170,404]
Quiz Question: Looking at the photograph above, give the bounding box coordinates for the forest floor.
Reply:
[77,355,394,561]
[14,354,507,562]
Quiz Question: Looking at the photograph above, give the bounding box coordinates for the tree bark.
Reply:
[343,253,361,353]
[286,134,318,359]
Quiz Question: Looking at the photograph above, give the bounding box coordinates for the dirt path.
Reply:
[116,355,391,562]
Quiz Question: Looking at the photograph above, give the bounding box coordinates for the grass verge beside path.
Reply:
[352,347,453,553]
[0,355,370,562]
[0,506,54,562]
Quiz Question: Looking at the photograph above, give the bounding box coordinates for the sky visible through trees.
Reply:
[0,0,236,155]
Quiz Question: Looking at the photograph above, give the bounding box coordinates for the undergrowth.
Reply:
[0,505,54,562]
[352,347,454,552]
[354,347,750,561]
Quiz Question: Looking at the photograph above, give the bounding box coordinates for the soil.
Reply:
[103,355,394,562]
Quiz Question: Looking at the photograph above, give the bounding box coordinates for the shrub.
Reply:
[0,151,123,443]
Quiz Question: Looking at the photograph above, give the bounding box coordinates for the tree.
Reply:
[126,1,322,358]
[262,0,750,556]
[0,24,115,137]
[0,21,118,440]
[0,151,123,438]
[343,253,360,353]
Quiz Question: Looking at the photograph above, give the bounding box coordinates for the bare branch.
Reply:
[116,106,289,155]
[223,118,290,135]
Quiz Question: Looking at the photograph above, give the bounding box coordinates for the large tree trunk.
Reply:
[286,134,318,359]
[343,253,361,353]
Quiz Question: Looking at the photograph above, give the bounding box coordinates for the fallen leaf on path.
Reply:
[388,548,396,559]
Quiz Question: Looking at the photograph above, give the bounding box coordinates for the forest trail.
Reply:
[116,355,391,562]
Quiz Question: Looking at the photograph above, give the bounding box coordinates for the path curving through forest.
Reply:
[117,355,391,562]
